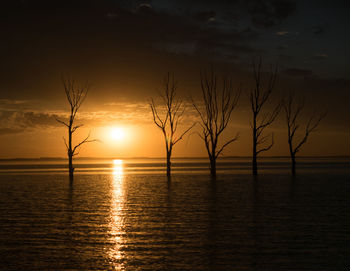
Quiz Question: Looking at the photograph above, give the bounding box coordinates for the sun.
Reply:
[110,127,126,141]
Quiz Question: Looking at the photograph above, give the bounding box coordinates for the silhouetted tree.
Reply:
[150,73,194,177]
[250,58,281,175]
[193,70,240,177]
[56,77,95,183]
[283,92,326,175]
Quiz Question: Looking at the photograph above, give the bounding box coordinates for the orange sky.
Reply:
[0,95,348,159]
[0,64,349,158]
[1,1,350,158]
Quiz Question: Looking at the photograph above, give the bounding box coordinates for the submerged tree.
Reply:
[193,70,240,177]
[283,92,326,175]
[150,73,194,177]
[250,58,281,176]
[56,77,95,183]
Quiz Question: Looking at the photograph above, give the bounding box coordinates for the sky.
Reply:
[0,0,349,158]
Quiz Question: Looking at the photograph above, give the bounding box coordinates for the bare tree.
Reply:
[150,73,194,177]
[283,92,326,175]
[56,77,96,183]
[250,58,281,176]
[192,70,240,177]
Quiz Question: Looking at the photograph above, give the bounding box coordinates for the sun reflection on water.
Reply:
[108,159,125,269]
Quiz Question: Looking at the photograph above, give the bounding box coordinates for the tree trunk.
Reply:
[252,123,258,176]
[252,152,257,176]
[210,156,216,177]
[68,154,74,183]
[166,151,171,177]
[288,138,296,176]
[291,154,296,176]
[68,125,74,183]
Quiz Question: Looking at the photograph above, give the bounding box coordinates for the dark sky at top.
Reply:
[2,0,350,92]
[0,0,349,157]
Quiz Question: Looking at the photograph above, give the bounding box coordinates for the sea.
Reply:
[0,157,349,270]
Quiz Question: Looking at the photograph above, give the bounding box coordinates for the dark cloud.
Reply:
[0,0,265,81]
[310,54,329,60]
[151,0,296,28]
[278,54,293,62]
[309,77,350,91]
[137,2,154,14]
[313,25,325,35]
[0,0,298,73]
[0,110,60,134]
[0,0,348,98]
[282,68,313,77]
[193,27,259,58]
[194,11,217,23]
[276,30,289,36]
[0,100,156,134]
[245,0,297,28]
[0,99,30,108]
[0,128,24,136]
[277,45,287,50]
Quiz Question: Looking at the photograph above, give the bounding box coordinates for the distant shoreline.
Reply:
[1,156,349,162]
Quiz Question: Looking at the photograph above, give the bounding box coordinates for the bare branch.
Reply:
[193,68,240,176]
[293,111,327,154]
[216,132,240,158]
[256,133,274,154]
[72,124,84,133]
[250,58,279,175]
[72,132,98,155]
[194,130,205,140]
[150,73,195,175]
[150,98,166,129]
[173,122,196,145]
[192,98,209,130]
[56,117,69,127]
[59,76,95,181]
[283,91,326,174]
[63,137,68,150]
[256,102,281,132]
[256,133,271,146]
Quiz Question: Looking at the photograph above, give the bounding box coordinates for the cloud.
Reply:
[0,128,25,136]
[313,25,325,35]
[0,110,59,131]
[1,0,298,79]
[245,0,297,28]
[0,99,30,108]
[137,2,154,15]
[277,45,286,50]
[312,54,328,60]
[193,27,259,59]
[194,10,217,23]
[0,101,156,135]
[114,6,261,60]
[154,0,296,28]
[278,54,293,61]
[276,31,289,36]
[138,3,152,10]
[282,68,313,77]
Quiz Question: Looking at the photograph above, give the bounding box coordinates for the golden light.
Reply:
[112,159,124,175]
[113,159,123,166]
[108,159,125,266]
[110,127,126,141]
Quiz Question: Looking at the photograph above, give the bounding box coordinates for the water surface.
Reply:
[0,158,349,270]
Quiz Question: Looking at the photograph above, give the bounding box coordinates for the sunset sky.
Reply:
[1,0,349,158]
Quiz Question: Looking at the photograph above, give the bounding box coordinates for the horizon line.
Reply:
[1,155,350,161]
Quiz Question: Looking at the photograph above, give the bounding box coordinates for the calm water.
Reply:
[0,158,349,270]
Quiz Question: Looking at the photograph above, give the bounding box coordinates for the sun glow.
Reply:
[110,127,126,141]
